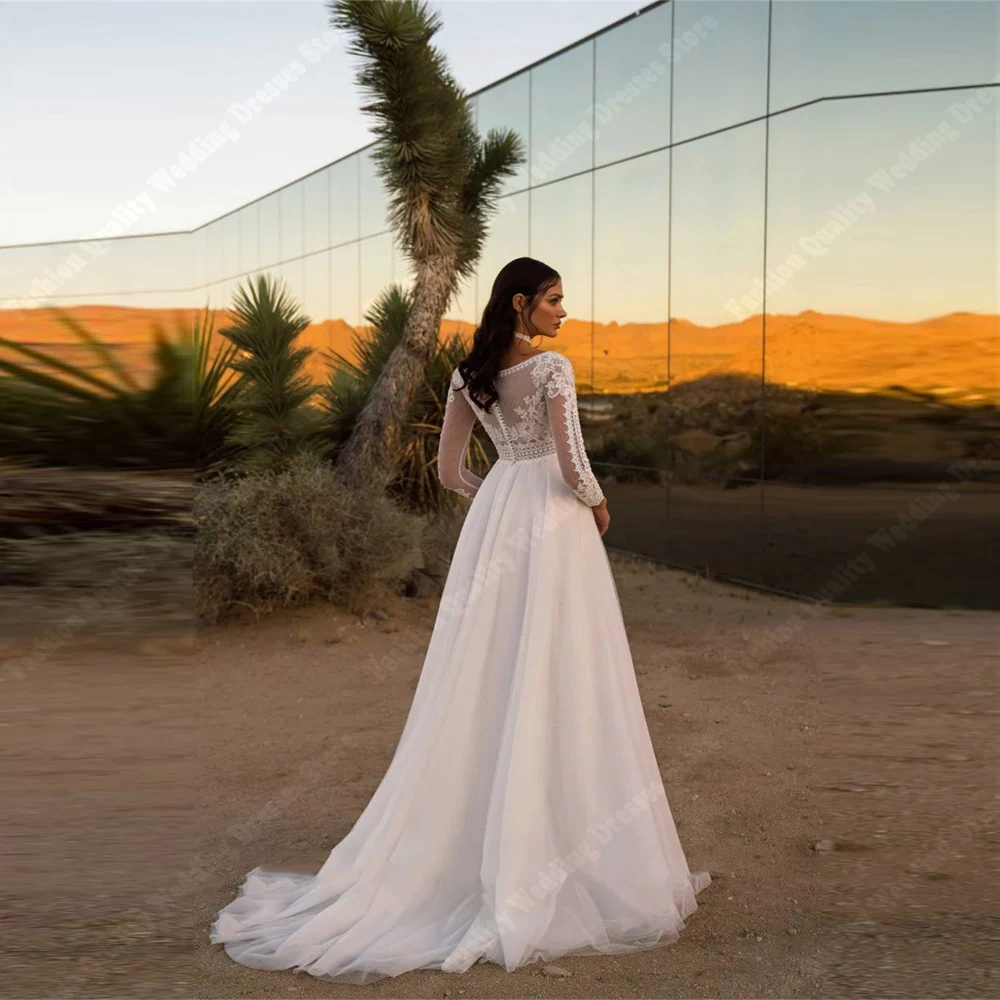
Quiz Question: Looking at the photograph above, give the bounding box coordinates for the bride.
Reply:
[210,256,710,984]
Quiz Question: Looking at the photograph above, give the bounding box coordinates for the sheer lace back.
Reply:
[441,351,605,507]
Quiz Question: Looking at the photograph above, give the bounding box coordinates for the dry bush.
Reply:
[194,454,425,623]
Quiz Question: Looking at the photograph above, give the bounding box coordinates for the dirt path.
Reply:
[2,555,995,998]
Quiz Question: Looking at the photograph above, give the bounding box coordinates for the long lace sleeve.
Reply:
[544,355,606,507]
[437,369,484,500]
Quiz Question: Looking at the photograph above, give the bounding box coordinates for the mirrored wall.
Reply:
[2,0,995,605]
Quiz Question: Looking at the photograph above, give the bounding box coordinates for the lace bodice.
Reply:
[437,351,606,507]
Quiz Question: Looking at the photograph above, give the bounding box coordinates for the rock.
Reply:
[409,568,442,600]
[787,927,799,935]
[720,432,752,457]
[669,429,721,457]
[542,964,572,977]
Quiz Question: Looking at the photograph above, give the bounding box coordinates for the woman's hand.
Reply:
[593,498,610,536]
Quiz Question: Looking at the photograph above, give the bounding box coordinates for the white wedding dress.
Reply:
[210,350,710,984]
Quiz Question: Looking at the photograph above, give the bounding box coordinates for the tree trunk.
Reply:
[335,255,458,493]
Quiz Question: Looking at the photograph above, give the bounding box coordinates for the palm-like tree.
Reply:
[326,0,525,492]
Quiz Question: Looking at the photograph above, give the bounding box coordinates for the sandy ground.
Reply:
[1,553,996,999]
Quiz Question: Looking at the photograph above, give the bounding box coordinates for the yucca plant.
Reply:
[327,0,524,493]
[321,283,488,513]
[0,302,239,470]
[218,272,331,474]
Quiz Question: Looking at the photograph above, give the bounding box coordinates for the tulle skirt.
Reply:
[210,451,710,984]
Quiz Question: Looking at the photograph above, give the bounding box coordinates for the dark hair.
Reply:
[454,256,560,413]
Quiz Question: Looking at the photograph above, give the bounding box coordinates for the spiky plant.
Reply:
[218,272,331,474]
[0,303,239,470]
[321,283,488,512]
[326,0,524,492]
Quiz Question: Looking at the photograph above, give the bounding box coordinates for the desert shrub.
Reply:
[753,410,830,481]
[194,453,425,623]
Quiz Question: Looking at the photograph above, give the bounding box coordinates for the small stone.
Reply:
[755,935,763,942]
[542,964,572,977]
[811,839,836,853]
[787,927,799,936]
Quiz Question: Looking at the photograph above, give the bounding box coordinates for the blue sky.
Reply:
[1,0,648,245]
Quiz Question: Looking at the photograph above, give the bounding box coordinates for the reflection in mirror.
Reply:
[304,167,331,256]
[280,182,305,265]
[672,0,768,144]
[594,1,671,167]
[303,249,332,384]
[761,89,998,606]
[359,233,393,335]
[239,203,259,279]
[770,0,998,113]
[477,74,530,195]
[330,155,360,247]
[670,120,766,485]
[591,151,670,487]
[223,211,240,280]
[530,40,594,187]
[257,192,281,268]
[206,221,225,285]
[476,191,528,323]
[530,173,592,384]
[329,242,360,332]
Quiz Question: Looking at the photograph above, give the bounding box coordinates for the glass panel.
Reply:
[206,220,225,285]
[476,191,528,315]
[280,181,305,264]
[762,89,998,606]
[664,478,765,585]
[771,0,998,113]
[594,149,670,395]
[257,192,281,268]
[330,155,360,247]
[359,233,393,333]
[191,226,208,292]
[359,147,390,238]
[530,174,593,384]
[672,0,769,144]
[477,73,531,195]
[304,167,331,255]
[330,242,360,332]
[302,249,331,385]
[669,120,766,490]
[594,0,671,167]
[223,211,240,280]
[278,258,305,312]
[239,202,259,277]
[530,39,594,186]
[303,250,331,326]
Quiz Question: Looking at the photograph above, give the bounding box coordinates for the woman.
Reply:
[210,257,710,984]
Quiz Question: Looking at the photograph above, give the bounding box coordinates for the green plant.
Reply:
[194,452,424,622]
[320,284,489,512]
[218,273,331,474]
[0,303,238,470]
[327,0,525,492]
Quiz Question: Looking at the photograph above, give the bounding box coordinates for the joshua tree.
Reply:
[327,0,525,492]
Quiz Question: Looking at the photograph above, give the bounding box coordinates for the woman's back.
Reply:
[441,351,606,507]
